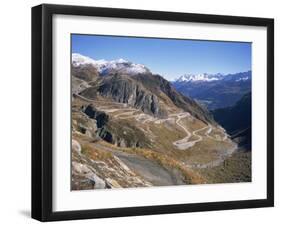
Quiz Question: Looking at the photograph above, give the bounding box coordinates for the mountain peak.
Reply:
[72,53,98,66]
[72,53,150,76]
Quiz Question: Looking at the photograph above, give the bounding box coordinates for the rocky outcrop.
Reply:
[71,139,153,190]
[82,104,109,128]
[72,113,98,139]
[81,104,151,148]
[98,75,167,118]
[81,74,168,118]
[72,161,107,189]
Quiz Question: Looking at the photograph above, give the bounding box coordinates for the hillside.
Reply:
[212,92,252,151]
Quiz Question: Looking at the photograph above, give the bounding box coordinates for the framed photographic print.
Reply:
[32,4,274,221]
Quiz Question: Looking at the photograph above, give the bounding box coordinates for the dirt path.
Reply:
[113,109,140,119]
[172,113,192,149]
[171,112,211,150]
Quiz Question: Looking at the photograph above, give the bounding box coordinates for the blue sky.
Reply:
[72,34,251,80]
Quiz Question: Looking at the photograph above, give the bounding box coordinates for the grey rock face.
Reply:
[82,74,168,118]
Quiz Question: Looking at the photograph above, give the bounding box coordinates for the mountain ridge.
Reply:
[72,53,150,76]
[72,53,215,124]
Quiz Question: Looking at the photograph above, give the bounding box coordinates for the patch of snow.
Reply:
[176,73,222,82]
[235,76,249,82]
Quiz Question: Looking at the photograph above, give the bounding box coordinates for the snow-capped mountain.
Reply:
[72,53,150,76]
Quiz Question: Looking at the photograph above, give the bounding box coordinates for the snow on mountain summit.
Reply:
[72,53,108,66]
[177,73,223,82]
[72,53,149,75]
[174,71,251,83]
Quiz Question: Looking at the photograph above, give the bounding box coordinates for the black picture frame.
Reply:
[32,3,274,222]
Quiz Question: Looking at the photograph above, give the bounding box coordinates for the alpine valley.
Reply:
[71,53,251,190]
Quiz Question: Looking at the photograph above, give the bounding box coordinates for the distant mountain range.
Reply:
[172,71,251,110]
[174,73,225,82]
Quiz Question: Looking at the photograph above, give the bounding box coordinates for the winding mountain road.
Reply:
[173,124,209,150]
[172,113,192,149]
[75,90,228,151]
[172,114,228,150]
